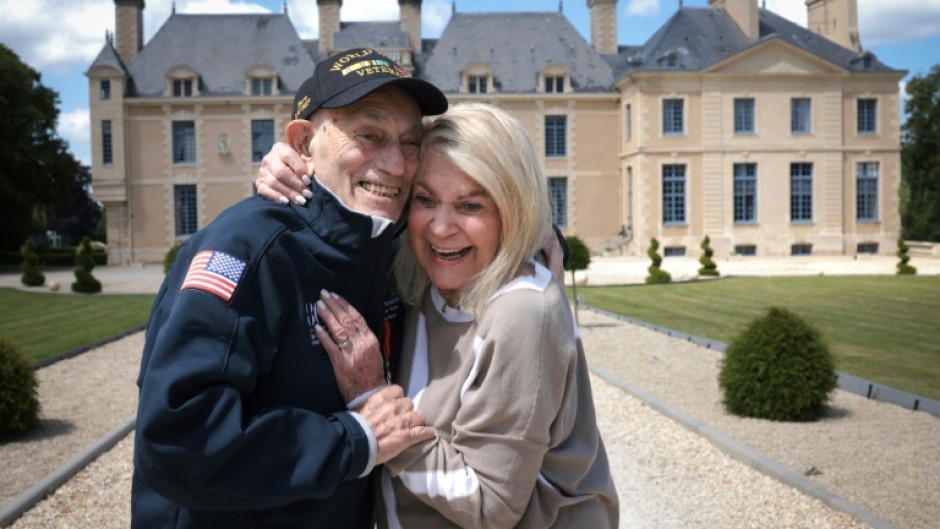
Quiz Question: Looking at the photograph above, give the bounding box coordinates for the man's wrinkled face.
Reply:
[307,85,423,222]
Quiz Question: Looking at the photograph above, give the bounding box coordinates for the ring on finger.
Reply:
[337,337,351,349]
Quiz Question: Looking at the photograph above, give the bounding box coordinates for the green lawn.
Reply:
[0,289,155,363]
[570,275,940,401]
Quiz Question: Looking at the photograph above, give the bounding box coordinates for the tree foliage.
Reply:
[896,237,917,275]
[900,64,940,242]
[46,164,102,246]
[72,237,102,294]
[0,44,80,252]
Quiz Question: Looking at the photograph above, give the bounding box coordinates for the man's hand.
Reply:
[256,141,311,205]
[357,385,434,465]
[314,290,385,404]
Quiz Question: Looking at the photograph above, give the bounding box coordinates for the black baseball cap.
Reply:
[292,48,448,120]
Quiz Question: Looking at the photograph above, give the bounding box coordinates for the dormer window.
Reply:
[469,76,488,94]
[540,65,570,94]
[173,79,193,97]
[463,64,493,94]
[659,51,681,69]
[246,66,278,96]
[166,66,199,98]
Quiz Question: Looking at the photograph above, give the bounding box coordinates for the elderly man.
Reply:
[132,48,448,529]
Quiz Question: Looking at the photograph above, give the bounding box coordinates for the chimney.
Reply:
[587,0,618,54]
[114,0,145,65]
[806,0,860,51]
[400,0,422,54]
[709,0,759,40]
[318,0,342,55]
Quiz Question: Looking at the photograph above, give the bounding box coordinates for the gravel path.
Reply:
[4,310,938,528]
[2,260,938,528]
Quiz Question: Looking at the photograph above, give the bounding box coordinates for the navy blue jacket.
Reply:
[132,182,406,528]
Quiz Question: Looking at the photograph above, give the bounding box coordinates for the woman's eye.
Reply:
[413,194,434,207]
[459,202,483,213]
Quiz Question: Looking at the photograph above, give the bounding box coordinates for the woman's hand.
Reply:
[255,142,312,205]
[314,289,386,405]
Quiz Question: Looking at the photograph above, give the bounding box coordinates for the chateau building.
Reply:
[88,0,904,264]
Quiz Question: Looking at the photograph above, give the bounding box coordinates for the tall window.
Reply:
[734,98,755,134]
[102,120,113,165]
[625,104,633,140]
[857,162,879,221]
[662,164,686,224]
[100,79,111,100]
[172,121,196,164]
[174,184,198,236]
[858,98,878,135]
[663,98,684,135]
[733,163,757,223]
[548,177,568,228]
[468,75,488,94]
[545,115,567,157]
[173,79,193,97]
[791,97,811,134]
[545,76,564,93]
[251,78,273,96]
[790,162,813,222]
[251,120,275,163]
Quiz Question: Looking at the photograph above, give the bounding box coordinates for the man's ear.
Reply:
[285,119,314,157]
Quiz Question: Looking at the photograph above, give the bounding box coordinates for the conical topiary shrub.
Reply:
[0,337,41,442]
[896,237,917,275]
[20,240,45,287]
[698,235,719,277]
[719,307,836,422]
[71,236,102,293]
[645,237,671,284]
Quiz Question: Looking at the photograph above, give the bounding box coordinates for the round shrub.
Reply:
[0,337,41,442]
[719,307,836,422]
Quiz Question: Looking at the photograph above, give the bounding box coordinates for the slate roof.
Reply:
[126,13,315,97]
[334,22,409,49]
[420,12,614,93]
[109,5,900,100]
[603,7,900,78]
[88,39,129,76]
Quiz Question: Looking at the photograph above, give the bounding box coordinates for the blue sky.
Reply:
[1,0,938,167]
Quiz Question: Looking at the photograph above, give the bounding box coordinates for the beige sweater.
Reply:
[378,262,618,528]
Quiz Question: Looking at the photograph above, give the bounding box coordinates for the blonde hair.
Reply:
[394,102,553,316]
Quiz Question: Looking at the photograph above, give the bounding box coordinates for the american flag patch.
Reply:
[180,250,247,302]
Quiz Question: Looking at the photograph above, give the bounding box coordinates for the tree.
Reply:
[20,240,44,287]
[0,44,80,252]
[564,235,591,325]
[46,164,102,246]
[900,64,940,242]
[896,237,917,275]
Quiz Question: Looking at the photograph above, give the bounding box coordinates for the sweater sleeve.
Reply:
[135,249,371,511]
[384,288,578,529]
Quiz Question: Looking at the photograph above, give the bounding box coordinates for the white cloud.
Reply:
[859,0,940,45]
[764,0,806,27]
[422,0,453,38]
[58,109,92,166]
[0,0,113,72]
[625,0,660,16]
[341,0,398,21]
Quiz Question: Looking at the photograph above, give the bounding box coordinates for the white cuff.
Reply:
[349,411,378,478]
[346,385,387,410]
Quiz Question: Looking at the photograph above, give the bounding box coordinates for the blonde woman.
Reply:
[310,103,618,528]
